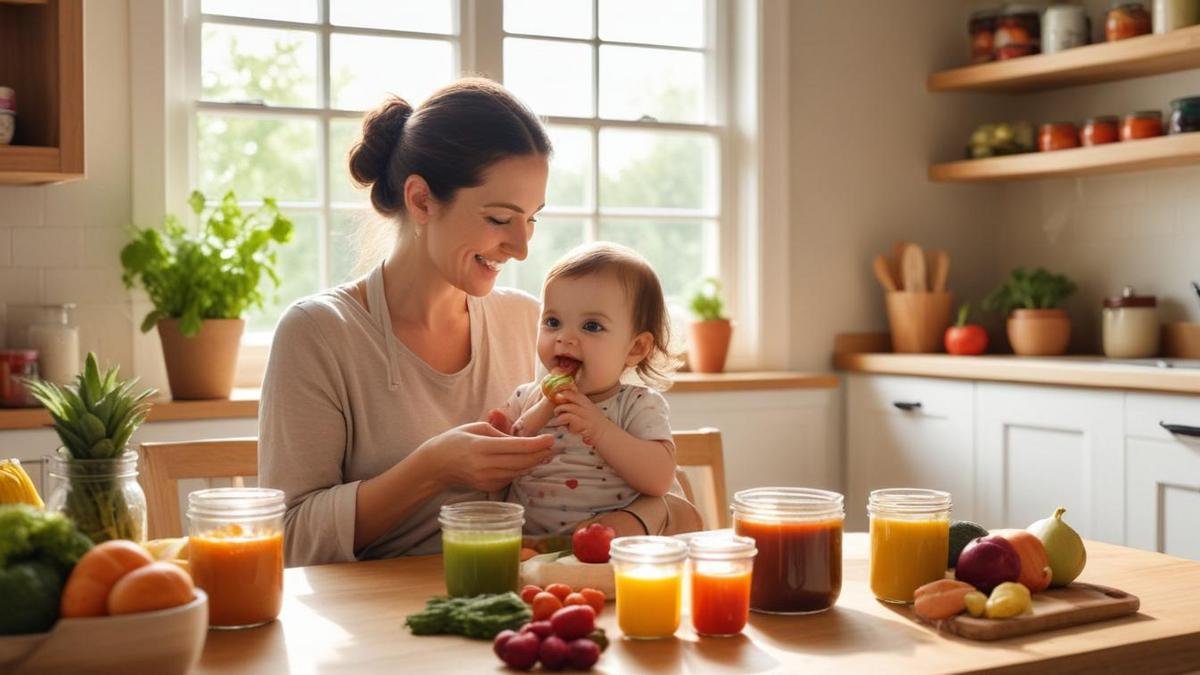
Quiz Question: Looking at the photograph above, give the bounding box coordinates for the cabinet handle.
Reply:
[893,401,923,412]
[1159,421,1200,437]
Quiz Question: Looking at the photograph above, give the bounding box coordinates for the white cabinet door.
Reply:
[846,375,976,530]
[975,383,1123,543]
[1125,393,1200,560]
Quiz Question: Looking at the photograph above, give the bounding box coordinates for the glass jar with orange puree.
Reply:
[868,488,951,604]
[187,488,286,629]
[611,536,688,639]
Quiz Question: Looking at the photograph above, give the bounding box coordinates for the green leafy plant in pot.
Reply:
[688,277,732,373]
[982,267,1077,356]
[120,190,293,399]
[26,353,155,543]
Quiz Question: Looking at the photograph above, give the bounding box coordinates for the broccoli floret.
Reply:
[0,505,93,635]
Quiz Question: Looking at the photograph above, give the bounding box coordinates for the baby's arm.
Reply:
[512,372,577,437]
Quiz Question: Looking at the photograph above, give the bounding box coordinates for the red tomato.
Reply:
[945,325,988,355]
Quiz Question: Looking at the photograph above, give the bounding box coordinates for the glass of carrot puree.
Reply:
[687,533,757,636]
[732,487,844,614]
[868,488,951,604]
[611,536,688,639]
[187,488,286,629]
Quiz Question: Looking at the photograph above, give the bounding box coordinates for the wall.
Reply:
[786,0,1011,370]
[0,1,135,371]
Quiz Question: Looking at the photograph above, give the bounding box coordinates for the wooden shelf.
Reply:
[929,133,1200,182]
[928,25,1200,93]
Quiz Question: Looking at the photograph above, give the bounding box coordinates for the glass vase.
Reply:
[45,450,147,543]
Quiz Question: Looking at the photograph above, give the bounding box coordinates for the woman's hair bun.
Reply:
[348,96,413,215]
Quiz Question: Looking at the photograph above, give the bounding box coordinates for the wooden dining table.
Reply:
[196,534,1200,674]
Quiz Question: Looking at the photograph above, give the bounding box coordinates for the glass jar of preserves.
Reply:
[994,5,1041,59]
[869,488,952,604]
[1107,2,1153,40]
[611,536,688,639]
[1122,110,1164,140]
[1169,96,1200,134]
[686,533,757,637]
[0,349,40,408]
[439,501,524,597]
[732,487,844,614]
[1043,3,1090,53]
[1082,115,1121,145]
[1039,122,1081,151]
[970,9,999,63]
[188,487,285,629]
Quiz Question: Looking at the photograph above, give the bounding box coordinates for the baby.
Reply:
[490,242,678,535]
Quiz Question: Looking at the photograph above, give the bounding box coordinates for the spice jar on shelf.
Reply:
[970,8,999,63]
[1082,115,1121,145]
[1106,2,1153,40]
[1043,3,1090,53]
[0,350,39,408]
[1169,96,1200,133]
[28,304,79,386]
[1039,121,1081,151]
[1122,110,1164,140]
[993,5,1041,59]
[1103,287,1159,359]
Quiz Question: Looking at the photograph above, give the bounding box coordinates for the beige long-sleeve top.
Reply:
[259,262,540,567]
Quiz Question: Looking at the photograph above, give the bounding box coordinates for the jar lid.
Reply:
[685,533,757,561]
[610,535,687,564]
[1041,121,1078,129]
[970,8,1000,20]
[1084,115,1120,124]
[188,487,286,519]
[0,349,39,361]
[438,500,524,530]
[731,487,845,521]
[1104,286,1156,308]
[867,488,952,515]
[1109,0,1146,8]
[1000,4,1041,16]
[1126,110,1162,119]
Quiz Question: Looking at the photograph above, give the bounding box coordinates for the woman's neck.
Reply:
[382,239,468,329]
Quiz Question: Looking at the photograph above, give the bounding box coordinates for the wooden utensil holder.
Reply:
[885,291,954,353]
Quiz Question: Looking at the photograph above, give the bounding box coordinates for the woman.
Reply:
[260,78,701,567]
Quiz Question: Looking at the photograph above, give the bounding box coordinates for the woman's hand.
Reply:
[414,421,555,493]
[550,389,615,446]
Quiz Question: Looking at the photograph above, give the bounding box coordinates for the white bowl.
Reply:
[0,589,208,675]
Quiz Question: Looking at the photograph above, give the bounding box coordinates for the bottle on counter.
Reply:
[28,304,79,386]
[1103,287,1160,359]
[1153,0,1200,32]
[1043,3,1091,53]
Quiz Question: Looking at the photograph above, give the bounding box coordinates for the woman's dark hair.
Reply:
[348,78,552,219]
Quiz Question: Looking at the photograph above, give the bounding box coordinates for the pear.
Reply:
[1027,507,1087,587]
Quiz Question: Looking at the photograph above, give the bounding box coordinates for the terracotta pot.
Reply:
[157,318,244,400]
[885,291,954,353]
[689,319,732,373]
[1006,309,1071,356]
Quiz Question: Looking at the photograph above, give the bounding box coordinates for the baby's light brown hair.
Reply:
[543,242,678,390]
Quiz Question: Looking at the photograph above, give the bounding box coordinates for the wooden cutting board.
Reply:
[907,583,1140,641]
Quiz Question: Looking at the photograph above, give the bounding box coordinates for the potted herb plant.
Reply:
[120,190,293,399]
[982,267,1077,356]
[27,353,155,543]
[688,277,733,373]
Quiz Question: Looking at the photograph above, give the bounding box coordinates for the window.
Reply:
[190,0,726,339]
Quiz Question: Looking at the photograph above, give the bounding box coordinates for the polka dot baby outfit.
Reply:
[503,383,673,535]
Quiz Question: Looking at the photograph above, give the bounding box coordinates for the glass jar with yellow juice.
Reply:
[868,488,951,604]
[610,536,688,639]
[439,502,524,597]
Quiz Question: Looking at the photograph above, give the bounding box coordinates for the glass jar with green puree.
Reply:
[439,501,524,597]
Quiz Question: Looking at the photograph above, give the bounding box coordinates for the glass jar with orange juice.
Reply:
[187,487,285,629]
[687,533,756,637]
[611,536,687,639]
[732,487,844,614]
[868,488,951,604]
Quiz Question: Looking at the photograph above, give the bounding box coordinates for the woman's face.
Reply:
[423,154,549,297]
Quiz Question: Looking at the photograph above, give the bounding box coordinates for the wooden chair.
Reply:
[138,438,258,539]
[672,428,730,530]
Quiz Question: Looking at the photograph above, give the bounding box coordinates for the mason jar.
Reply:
[45,450,147,543]
[187,487,286,629]
[687,533,757,637]
[439,501,524,597]
[868,488,952,604]
[611,535,688,639]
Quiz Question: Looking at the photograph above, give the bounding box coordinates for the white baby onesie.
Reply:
[502,383,674,535]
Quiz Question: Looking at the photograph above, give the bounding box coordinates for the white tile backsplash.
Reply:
[0,186,44,228]
[0,269,41,305]
[43,268,130,306]
[11,227,84,268]
[83,226,130,268]
[0,228,10,267]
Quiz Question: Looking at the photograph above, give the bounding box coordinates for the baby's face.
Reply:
[537,273,645,396]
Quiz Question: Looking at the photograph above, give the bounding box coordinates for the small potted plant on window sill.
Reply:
[120,190,293,399]
[688,277,733,373]
[983,267,1077,356]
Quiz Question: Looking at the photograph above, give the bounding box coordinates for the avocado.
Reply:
[948,520,989,569]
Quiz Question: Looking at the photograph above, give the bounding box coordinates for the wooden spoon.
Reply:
[901,244,927,292]
[873,254,898,292]
[929,250,950,292]
[890,241,911,290]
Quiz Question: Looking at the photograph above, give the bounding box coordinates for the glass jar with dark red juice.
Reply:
[731,487,844,614]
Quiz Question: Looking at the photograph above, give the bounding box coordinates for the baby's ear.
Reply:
[625,331,653,367]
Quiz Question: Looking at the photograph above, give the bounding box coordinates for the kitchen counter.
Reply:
[835,353,1200,395]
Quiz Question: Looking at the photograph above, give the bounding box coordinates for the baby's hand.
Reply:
[551,388,615,446]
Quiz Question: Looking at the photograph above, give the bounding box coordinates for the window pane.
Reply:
[545,125,591,209]
[598,219,715,301]
[504,0,592,39]
[599,0,705,48]
[511,217,586,297]
[330,210,385,284]
[599,129,717,211]
[197,114,319,202]
[331,35,454,110]
[202,0,317,23]
[202,24,318,107]
[331,0,455,34]
[248,212,321,333]
[503,38,593,118]
[330,118,367,205]
[600,45,705,123]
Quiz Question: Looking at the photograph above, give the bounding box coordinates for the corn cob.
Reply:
[0,458,44,508]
